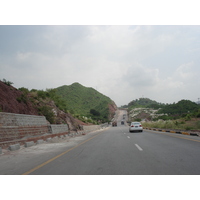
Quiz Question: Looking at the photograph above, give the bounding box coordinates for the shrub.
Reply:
[195,110,200,118]
[16,94,28,104]
[37,90,47,99]
[2,78,13,86]
[90,109,100,116]
[38,106,55,124]
[18,87,29,95]
[135,118,142,122]
[195,121,200,129]
[185,126,192,130]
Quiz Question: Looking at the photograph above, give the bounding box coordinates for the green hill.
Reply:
[157,100,200,116]
[56,82,116,122]
[128,98,164,110]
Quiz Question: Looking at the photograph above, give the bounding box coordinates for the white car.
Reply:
[129,122,143,132]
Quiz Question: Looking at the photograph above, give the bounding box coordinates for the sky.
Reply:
[1,2,200,107]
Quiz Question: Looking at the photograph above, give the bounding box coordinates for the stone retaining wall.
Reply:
[0,112,48,126]
[0,112,109,151]
[0,125,49,143]
[0,113,70,144]
[50,124,69,134]
[0,112,51,144]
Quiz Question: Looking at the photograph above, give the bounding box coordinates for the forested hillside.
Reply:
[157,100,200,118]
[127,98,165,110]
[56,83,117,123]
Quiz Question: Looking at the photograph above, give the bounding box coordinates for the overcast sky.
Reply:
[1,25,200,106]
[1,0,200,107]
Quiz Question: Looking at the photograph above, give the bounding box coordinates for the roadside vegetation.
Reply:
[127,98,200,131]
[18,87,64,124]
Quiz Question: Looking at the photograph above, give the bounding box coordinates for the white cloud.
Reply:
[124,63,159,88]
[176,62,194,79]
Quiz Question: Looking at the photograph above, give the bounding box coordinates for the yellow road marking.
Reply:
[22,131,103,175]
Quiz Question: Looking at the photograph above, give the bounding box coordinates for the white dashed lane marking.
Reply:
[135,144,143,151]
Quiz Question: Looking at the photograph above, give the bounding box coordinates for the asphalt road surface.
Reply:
[0,110,200,175]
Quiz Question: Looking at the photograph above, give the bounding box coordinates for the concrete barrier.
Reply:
[9,143,20,151]
[24,141,35,147]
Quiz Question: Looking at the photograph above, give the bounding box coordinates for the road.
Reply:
[0,109,200,175]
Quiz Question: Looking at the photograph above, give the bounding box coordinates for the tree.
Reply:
[90,109,100,116]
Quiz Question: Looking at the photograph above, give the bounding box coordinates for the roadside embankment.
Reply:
[0,125,109,154]
[0,112,109,154]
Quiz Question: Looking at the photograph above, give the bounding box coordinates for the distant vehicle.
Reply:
[112,121,117,127]
[129,122,143,132]
[121,120,124,125]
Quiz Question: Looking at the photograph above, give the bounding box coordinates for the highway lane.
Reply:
[1,109,200,175]
[24,124,200,175]
[124,129,200,174]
